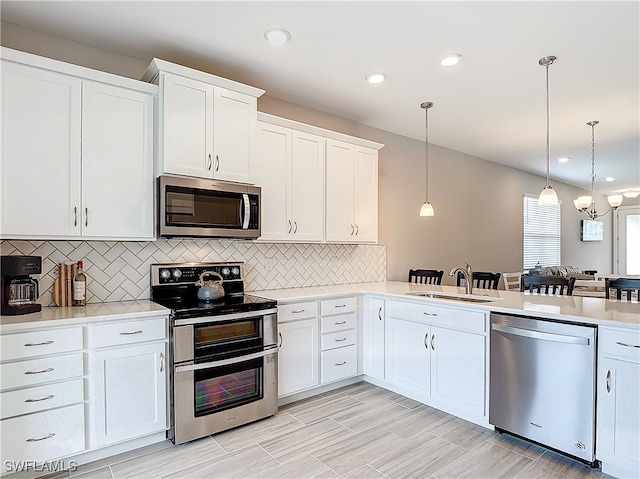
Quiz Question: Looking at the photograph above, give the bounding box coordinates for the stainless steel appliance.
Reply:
[150,262,278,445]
[1,255,42,315]
[489,313,598,466]
[158,175,261,239]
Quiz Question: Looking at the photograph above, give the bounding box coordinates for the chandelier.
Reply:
[573,120,623,219]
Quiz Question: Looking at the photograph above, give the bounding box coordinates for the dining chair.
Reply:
[456,271,501,290]
[408,269,444,285]
[605,278,640,301]
[502,272,522,291]
[521,275,576,296]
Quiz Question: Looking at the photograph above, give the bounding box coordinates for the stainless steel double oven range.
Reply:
[150,262,278,445]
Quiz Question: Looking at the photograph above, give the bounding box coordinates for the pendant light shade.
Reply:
[538,56,559,206]
[419,101,435,217]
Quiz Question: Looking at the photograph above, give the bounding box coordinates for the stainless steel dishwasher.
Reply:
[489,313,598,466]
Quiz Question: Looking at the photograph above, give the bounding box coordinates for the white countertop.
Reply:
[249,281,640,329]
[0,300,170,332]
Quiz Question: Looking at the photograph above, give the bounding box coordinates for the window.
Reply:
[523,194,561,269]
[614,205,640,275]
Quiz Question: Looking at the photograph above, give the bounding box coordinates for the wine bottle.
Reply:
[73,260,87,306]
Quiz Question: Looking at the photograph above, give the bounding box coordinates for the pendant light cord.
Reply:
[545,63,550,188]
[425,105,429,202]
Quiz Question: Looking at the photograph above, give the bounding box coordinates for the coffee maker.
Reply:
[1,255,42,315]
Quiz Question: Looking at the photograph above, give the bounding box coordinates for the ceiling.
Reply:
[2,1,639,196]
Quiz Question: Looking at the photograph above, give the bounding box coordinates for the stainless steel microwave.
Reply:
[158,176,261,239]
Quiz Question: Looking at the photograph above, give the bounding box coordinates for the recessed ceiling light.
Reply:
[365,72,386,84]
[264,28,291,46]
[441,53,462,67]
[557,157,570,163]
[605,177,615,182]
[623,190,640,198]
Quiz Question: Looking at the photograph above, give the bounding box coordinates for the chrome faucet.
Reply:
[449,262,473,295]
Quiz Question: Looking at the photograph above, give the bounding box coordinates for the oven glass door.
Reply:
[194,316,263,360]
[194,356,263,416]
[165,185,244,229]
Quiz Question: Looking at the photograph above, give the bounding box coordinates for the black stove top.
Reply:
[153,294,276,319]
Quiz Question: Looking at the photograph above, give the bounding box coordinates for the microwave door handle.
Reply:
[242,193,250,229]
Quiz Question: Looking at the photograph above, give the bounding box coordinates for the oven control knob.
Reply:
[221,267,230,277]
[160,269,171,280]
[231,267,240,277]
[172,269,183,280]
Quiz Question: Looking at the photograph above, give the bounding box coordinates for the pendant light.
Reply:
[419,101,435,217]
[573,120,624,218]
[538,56,559,205]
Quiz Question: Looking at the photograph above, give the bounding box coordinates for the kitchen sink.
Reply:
[405,291,502,303]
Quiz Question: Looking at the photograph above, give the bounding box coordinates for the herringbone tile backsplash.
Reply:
[0,240,386,305]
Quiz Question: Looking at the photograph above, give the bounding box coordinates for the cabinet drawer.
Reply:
[278,301,318,322]
[321,296,357,316]
[321,313,357,334]
[387,300,485,333]
[321,329,357,351]
[88,317,166,348]
[1,327,83,361]
[0,404,85,463]
[1,378,84,419]
[0,353,84,391]
[601,328,640,362]
[321,345,358,383]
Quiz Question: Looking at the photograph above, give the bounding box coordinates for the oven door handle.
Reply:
[174,346,279,373]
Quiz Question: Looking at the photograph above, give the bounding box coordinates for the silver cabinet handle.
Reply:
[74,207,78,226]
[119,330,143,335]
[278,332,283,348]
[24,340,54,347]
[85,207,89,227]
[350,224,355,235]
[378,306,383,321]
[355,225,359,235]
[215,155,220,171]
[606,370,612,393]
[293,221,298,233]
[334,321,347,325]
[335,338,347,342]
[334,304,346,308]
[207,154,212,170]
[616,341,640,349]
[423,312,438,317]
[335,361,346,366]
[26,433,55,442]
[25,368,54,375]
[160,352,164,373]
[424,333,429,349]
[291,309,305,314]
[25,395,54,403]
[431,334,435,350]
[288,220,292,234]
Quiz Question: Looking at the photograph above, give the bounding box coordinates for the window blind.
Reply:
[523,194,561,269]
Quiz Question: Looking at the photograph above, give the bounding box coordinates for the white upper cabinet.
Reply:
[144,59,264,184]
[255,119,324,242]
[0,48,156,241]
[326,139,379,243]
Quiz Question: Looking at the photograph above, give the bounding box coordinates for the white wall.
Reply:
[1,22,618,286]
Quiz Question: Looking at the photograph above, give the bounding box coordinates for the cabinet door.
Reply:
[89,342,167,448]
[325,139,355,242]
[1,61,82,238]
[278,319,319,396]
[161,72,213,178]
[290,131,325,242]
[82,81,154,239]
[363,298,385,380]
[353,147,378,243]
[385,317,429,401]
[254,122,291,241]
[430,325,486,417]
[597,357,640,475]
[213,87,255,183]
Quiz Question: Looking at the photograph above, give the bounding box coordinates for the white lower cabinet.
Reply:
[597,327,640,478]
[320,297,358,384]
[363,297,385,380]
[386,316,430,401]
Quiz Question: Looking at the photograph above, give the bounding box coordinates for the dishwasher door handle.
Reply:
[491,323,591,345]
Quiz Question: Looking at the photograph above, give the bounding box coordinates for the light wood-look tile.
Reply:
[380,404,451,441]
[331,399,413,433]
[516,450,604,479]
[429,415,496,449]
[70,467,113,479]
[341,464,389,479]
[283,394,364,425]
[69,441,173,477]
[488,433,546,460]
[249,453,338,479]
[432,441,533,478]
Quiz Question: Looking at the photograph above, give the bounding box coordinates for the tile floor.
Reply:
[43,382,611,479]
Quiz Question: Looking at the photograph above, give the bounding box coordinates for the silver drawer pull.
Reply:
[120,330,143,335]
[24,340,54,347]
[26,433,55,442]
[423,312,438,317]
[291,310,305,314]
[616,341,640,349]
[25,368,54,375]
[335,361,346,366]
[25,395,55,403]
[334,304,346,308]
[334,321,347,325]
[335,338,347,342]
